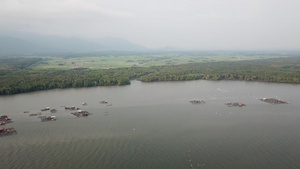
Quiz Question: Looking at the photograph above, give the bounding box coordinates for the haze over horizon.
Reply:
[1,0,300,51]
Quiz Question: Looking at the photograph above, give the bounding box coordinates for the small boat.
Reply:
[41,107,50,111]
[82,102,87,105]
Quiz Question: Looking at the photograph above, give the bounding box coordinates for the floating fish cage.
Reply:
[71,110,91,117]
[189,100,206,104]
[39,116,57,122]
[50,109,57,113]
[225,102,246,107]
[64,106,80,110]
[260,98,288,104]
[29,112,42,116]
[0,127,17,136]
[0,115,13,123]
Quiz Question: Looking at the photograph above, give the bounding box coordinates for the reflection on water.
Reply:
[1,80,300,169]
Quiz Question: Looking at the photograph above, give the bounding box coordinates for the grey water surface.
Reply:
[1,80,299,169]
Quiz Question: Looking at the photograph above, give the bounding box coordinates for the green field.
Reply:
[28,52,285,70]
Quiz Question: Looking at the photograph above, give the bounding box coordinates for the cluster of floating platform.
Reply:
[2,102,94,137]
[27,108,57,122]
[2,97,288,137]
[190,97,288,107]
[27,105,90,121]
[1,116,15,136]
[0,115,13,125]
[189,99,246,107]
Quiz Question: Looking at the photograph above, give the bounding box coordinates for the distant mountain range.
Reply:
[0,33,148,56]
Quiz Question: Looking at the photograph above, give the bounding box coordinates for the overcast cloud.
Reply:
[1,0,300,50]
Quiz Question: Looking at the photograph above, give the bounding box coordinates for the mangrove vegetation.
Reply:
[0,56,300,95]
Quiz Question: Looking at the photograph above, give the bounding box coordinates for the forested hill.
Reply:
[0,57,300,95]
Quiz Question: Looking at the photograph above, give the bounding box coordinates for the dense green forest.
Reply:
[0,56,300,95]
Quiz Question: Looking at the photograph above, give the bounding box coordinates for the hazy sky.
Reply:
[1,0,300,50]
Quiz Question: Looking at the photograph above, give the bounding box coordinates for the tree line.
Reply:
[0,57,299,95]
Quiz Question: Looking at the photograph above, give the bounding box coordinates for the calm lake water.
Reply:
[1,80,300,169]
